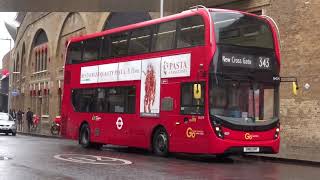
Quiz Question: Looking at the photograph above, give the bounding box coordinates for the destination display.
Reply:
[222,53,272,70]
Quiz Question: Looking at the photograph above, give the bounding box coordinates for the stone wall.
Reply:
[265,0,320,160]
[11,12,108,134]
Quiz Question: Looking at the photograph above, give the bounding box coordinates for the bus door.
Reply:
[99,86,136,146]
[170,82,208,153]
[103,113,130,146]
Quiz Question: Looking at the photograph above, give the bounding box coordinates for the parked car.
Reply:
[0,112,16,136]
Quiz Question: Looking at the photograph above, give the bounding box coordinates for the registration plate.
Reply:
[243,147,260,152]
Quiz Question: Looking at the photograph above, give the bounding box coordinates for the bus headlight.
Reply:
[274,123,280,139]
[214,125,224,139]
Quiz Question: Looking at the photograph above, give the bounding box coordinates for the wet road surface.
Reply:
[0,134,319,180]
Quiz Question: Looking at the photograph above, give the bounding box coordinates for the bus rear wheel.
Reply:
[152,127,169,157]
[79,124,91,148]
[79,124,104,149]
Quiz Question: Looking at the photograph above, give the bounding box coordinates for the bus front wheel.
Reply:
[152,127,169,157]
[79,124,91,148]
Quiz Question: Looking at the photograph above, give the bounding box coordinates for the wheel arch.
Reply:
[78,120,89,144]
[150,124,168,151]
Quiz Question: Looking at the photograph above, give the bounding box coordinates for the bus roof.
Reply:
[68,8,258,44]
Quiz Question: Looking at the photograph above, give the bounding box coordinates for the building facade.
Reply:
[0,51,10,112]
[10,0,320,160]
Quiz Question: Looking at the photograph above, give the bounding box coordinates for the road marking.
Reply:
[0,155,12,160]
[54,154,132,165]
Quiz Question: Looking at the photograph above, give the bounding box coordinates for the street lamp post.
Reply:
[0,38,12,113]
[160,0,164,18]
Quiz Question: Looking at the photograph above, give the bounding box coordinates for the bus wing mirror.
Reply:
[278,77,298,96]
[193,84,202,99]
[292,82,298,96]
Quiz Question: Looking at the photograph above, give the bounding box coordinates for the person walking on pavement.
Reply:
[26,108,33,132]
[9,109,13,117]
[17,109,24,131]
[12,109,17,120]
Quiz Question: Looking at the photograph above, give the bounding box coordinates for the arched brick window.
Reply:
[21,43,25,77]
[32,29,48,72]
[14,53,19,73]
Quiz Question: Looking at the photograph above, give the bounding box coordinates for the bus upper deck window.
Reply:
[101,36,111,59]
[83,38,100,61]
[152,20,177,52]
[67,42,83,64]
[177,16,205,48]
[110,32,129,57]
[129,27,152,55]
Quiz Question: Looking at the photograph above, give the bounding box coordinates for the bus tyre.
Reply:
[153,127,169,157]
[79,124,91,148]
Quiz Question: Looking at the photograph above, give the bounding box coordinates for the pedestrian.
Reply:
[26,108,33,132]
[9,109,13,117]
[12,109,17,120]
[17,109,24,131]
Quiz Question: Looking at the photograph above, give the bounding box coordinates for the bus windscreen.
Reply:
[211,12,274,49]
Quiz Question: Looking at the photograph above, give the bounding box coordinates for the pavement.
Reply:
[17,131,61,139]
[1,134,320,180]
[247,144,320,165]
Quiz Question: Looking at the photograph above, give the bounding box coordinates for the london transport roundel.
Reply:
[116,117,123,130]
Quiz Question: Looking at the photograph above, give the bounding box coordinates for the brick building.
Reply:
[0,51,11,112]
[9,0,320,160]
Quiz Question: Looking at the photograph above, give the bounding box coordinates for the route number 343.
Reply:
[258,57,270,68]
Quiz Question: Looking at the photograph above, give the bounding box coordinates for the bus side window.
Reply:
[101,36,111,59]
[71,90,79,111]
[110,32,129,57]
[126,86,136,114]
[106,86,136,114]
[177,15,205,48]
[97,88,107,112]
[180,82,205,115]
[83,38,100,61]
[129,27,152,55]
[72,89,97,112]
[67,42,83,64]
[152,20,177,52]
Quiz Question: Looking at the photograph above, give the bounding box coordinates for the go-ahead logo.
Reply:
[244,133,259,140]
[186,127,204,139]
[186,127,196,138]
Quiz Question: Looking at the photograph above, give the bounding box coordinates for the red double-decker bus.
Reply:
[61,7,283,156]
